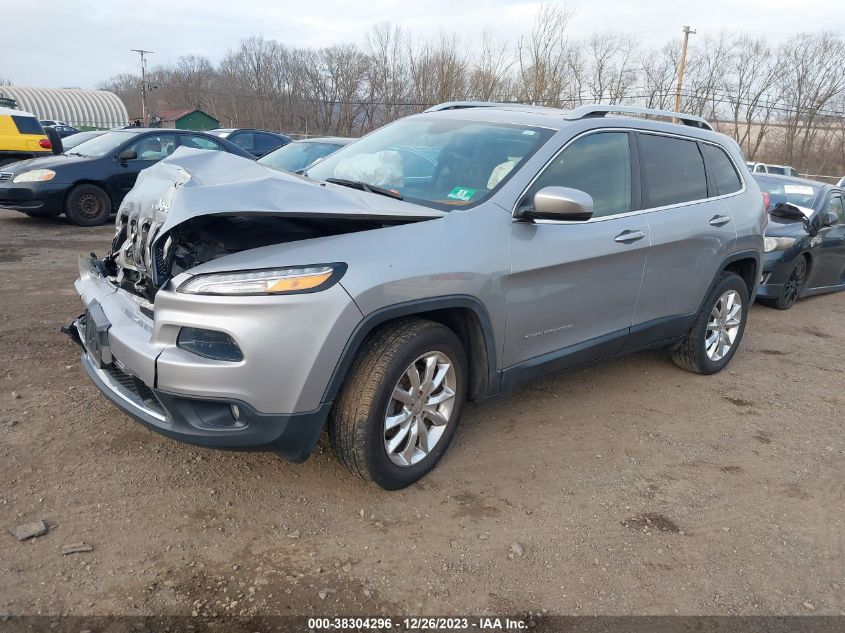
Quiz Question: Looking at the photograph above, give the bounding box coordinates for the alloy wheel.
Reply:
[705,290,743,362]
[383,351,457,467]
[783,258,806,307]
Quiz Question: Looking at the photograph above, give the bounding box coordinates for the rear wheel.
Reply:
[328,318,467,490]
[65,184,111,226]
[671,272,749,375]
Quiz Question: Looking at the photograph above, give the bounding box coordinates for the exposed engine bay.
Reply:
[92,147,445,302]
[99,214,409,301]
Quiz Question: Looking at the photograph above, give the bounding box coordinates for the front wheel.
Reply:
[770,257,807,310]
[65,184,112,226]
[671,272,749,375]
[328,318,467,490]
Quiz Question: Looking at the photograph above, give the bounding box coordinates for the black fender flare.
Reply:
[322,295,499,404]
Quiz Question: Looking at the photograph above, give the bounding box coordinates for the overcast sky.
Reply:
[1,0,841,89]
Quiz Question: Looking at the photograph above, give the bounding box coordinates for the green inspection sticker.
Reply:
[447,186,477,201]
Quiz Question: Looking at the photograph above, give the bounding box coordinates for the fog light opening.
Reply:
[230,404,241,421]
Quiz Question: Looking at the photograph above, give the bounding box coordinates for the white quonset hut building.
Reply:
[0,86,128,130]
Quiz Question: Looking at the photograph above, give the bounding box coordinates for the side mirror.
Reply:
[821,211,838,227]
[768,202,806,222]
[517,186,594,222]
[118,149,137,162]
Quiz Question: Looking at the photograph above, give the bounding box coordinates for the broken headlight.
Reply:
[176,264,345,296]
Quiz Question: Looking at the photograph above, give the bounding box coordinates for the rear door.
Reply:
[505,130,649,375]
[631,134,739,344]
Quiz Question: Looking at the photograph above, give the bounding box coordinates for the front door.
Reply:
[809,192,845,288]
[115,133,178,200]
[504,131,648,382]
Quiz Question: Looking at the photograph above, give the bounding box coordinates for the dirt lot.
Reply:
[0,208,843,618]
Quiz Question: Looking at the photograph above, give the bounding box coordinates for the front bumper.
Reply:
[755,250,794,300]
[0,181,66,215]
[68,257,362,458]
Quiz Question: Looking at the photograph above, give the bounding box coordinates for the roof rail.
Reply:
[423,101,555,113]
[563,104,713,131]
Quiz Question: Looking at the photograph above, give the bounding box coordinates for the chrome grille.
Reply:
[0,172,13,182]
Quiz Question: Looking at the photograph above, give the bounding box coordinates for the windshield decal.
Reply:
[447,186,477,201]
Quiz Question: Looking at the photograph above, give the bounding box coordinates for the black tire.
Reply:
[65,184,112,226]
[328,318,467,490]
[671,271,750,375]
[770,256,807,310]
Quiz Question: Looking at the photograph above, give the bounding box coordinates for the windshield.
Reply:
[67,130,140,156]
[62,131,104,150]
[259,141,344,172]
[306,117,554,210]
[756,175,821,214]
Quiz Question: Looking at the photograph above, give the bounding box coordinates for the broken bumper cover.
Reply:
[67,256,362,460]
[67,317,329,461]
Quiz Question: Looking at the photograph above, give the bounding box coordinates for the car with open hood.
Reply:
[0,128,254,225]
[754,173,845,309]
[65,102,765,489]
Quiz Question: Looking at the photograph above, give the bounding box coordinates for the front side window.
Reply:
[523,132,632,218]
[825,194,845,224]
[126,134,178,160]
[306,117,554,211]
[702,143,742,196]
[639,133,707,208]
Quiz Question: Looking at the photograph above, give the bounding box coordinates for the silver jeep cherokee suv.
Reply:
[66,103,765,489]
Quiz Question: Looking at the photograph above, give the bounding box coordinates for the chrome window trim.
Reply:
[512,126,747,225]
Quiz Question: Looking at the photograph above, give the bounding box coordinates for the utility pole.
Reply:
[673,26,696,113]
[131,49,153,126]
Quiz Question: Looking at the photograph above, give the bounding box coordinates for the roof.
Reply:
[0,106,36,117]
[155,109,213,122]
[0,86,127,129]
[752,172,832,188]
[298,136,354,144]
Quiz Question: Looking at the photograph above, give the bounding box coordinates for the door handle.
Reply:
[709,215,731,227]
[614,229,645,243]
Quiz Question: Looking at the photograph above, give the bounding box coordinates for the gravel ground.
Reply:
[0,209,843,617]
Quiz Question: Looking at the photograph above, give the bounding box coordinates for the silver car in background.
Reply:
[66,103,765,489]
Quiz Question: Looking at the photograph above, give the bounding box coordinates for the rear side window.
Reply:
[12,116,44,135]
[526,132,632,218]
[702,144,742,195]
[639,133,707,208]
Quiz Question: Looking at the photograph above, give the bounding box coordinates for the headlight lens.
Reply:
[764,237,797,252]
[12,169,56,183]
[177,264,344,296]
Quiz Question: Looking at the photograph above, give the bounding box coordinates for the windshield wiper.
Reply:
[325,177,403,200]
[66,152,86,157]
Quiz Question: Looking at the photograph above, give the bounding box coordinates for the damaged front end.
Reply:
[100,147,444,302]
[66,147,443,458]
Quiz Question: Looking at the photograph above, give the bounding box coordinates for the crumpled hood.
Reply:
[117,147,444,238]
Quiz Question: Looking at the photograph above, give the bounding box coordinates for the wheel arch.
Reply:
[721,251,759,298]
[63,180,113,213]
[323,296,499,405]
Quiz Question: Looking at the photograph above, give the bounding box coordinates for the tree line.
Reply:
[98,7,845,178]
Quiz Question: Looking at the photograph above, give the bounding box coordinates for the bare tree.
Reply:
[515,3,575,105]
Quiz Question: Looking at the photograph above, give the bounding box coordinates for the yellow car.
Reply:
[0,107,52,168]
